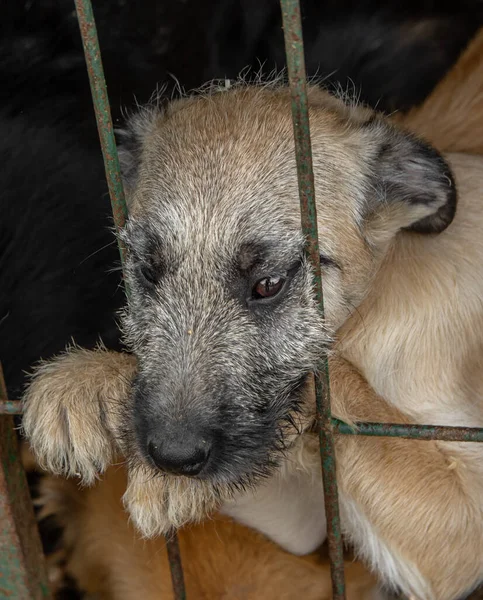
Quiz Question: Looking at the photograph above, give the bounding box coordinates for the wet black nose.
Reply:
[147,431,211,476]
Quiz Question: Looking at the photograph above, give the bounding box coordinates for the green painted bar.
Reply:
[0,401,22,416]
[6,396,483,442]
[333,419,483,442]
[166,530,187,600]
[73,2,186,598]
[0,364,51,599]
[74,0,128,270]
[279,1,346,598]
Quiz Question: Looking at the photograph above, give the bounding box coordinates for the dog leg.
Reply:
[23,347,483,599]
[329,356,483,600]
[22,347,136,484]
[237,356,483,599]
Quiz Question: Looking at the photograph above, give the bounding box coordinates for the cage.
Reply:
[1,1,483,598]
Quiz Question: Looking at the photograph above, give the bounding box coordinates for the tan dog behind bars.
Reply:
[23,34,483,600]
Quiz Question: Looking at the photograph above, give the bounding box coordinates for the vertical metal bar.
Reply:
[279,1,346,598]
[166,530,187,600]
[0,364,51,599]
[74,0,128,268]
[73,2,186,598]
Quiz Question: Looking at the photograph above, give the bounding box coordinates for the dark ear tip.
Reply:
[404,155,457,235]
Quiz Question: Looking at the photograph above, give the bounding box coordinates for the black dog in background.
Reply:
[1,1,482,397]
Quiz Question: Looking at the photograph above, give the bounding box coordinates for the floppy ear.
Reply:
[117,107,161,198]
[363,120,457,240]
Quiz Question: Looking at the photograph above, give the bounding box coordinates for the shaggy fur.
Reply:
[22,79,483,600]
[33,462,380,600]
[6,8,483,600]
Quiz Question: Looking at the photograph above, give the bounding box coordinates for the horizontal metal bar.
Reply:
[332,418,483,442]
[279,0,346,598]
[0,401,22,415]
[6,398,483,442]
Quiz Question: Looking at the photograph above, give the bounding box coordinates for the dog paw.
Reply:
[22,347,136,485]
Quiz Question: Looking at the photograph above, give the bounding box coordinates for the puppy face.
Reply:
[118,84,456,491]
[121,152,325,487]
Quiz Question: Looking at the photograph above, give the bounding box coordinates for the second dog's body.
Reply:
[35,463,379,600]
[336,155,483,598]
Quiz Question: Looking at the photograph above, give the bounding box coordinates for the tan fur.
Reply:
[329,355,483,600]
[333,153,483,599]
[22,346,136,484]
[397,27,483,153]
[22,76,483,600]
[35,464,378,600]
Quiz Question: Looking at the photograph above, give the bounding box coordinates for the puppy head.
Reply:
[117,83,456,499]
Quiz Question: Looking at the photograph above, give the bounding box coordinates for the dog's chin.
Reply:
[121,446,283,539]
[120,402,314,538]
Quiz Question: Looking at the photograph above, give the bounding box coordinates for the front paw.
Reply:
[22,347,136,485]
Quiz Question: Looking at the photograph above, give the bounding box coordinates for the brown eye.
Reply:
[252,276,285,300]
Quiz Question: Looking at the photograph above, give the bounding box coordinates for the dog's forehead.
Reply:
[128,87,369,263]
[141,109,298,206]
[131,87,349,213]
[131,100,303,251]
[129,198,304,273]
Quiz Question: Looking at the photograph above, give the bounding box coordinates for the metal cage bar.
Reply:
[166,529,187,600]
[0,401,22,415]
[73,0,128,268]
[0,364,51,599]
[279,1,346,598]
[333,419,483,442]
[73,1,186,598]
[279,1,483,598]
[1,0,483,598]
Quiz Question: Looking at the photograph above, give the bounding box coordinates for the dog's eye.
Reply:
[139,263,158,285]
[251,276,285,300]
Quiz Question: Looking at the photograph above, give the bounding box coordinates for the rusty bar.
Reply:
[6,396,483,442]
[74,0,128,270]
[166,530,187,600]
[333,419,483,442]
[6,396,483,443]
[0,401,22,415]
[279,1,346,598]
[74,1,186,596]
[0,364,51,599]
